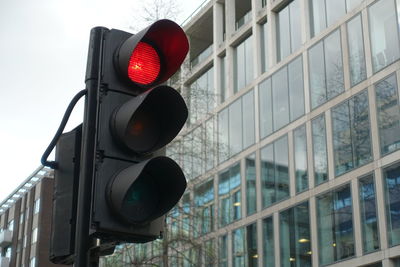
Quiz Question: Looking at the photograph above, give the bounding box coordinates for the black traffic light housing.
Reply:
[47,19,189,265]
[85,19,189,243]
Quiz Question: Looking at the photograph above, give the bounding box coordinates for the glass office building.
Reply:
[102,0,400,266]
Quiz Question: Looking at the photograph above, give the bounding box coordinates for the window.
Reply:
[5,246,11,258]
[312,115,328,185]
[189,67,215,124]
[205,118,215,171]
[260,20,269,73]
[182,194,191,236]
[259,78,273,138]
[219,163,241,226]
[29,257,36,267]
[7,219,14,231]
[232,223,258,267]
[234,36,253,92]
[246,154,257,215]
[182,126,204,180]
[194,179,214,236]
[219,234,228,267]
[375,74,400,155]
[263,216,275,267]
[317,185,354,265]
[280,202,311,267]
[243,91,255,148]
[259,56,305,138]
[260,135,290,208]
[310,0,363,37]
[34,198,40,214]
[230,98,243,156]
[218,90,255,162]
[383,163,400,246]
[277,0,302,61]
[204,239,215,265]
[332,90,372,176]
[359,175,380,253]
[220,55,227,103]
[347,14,367,86]
[32,227,38,244]
[369,0,400,73]
[272,67,290,130]
[309,29,344,109]
[294,124,308,193]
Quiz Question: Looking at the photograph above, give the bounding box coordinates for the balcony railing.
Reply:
[190,44,213,69]
[236,11,252,31]
[0,230,12,248]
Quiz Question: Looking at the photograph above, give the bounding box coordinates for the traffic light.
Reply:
[84,19,189,243]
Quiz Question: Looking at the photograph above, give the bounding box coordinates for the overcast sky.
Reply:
[0,0,204,202]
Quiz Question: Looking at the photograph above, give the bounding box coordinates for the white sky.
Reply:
[0,0,204,202]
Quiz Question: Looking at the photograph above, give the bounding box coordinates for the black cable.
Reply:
[41,89,87,169]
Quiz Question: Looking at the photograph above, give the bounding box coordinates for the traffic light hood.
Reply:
[106,156,187,224]
[110,85,188,154]
[116,19,189,88]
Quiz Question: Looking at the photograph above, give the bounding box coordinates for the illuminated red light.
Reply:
[128,42,161,85]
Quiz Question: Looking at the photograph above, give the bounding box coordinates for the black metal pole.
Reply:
[74,26,107,267]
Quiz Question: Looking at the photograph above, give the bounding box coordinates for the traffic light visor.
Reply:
[110,85,188,154]
[107,156,187,224]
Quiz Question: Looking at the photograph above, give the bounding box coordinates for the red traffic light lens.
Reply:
[128,42,160,85]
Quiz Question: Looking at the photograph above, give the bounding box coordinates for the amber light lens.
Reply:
[128,42,161,85]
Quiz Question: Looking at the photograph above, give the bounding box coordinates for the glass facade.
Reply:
[260,135,289,208]
[194,179,214,236]
[263,216,275,267]
[359,175,380,253]
[280,202,311,267]
[277,0,302,61]
[347,14,367,86]
[189,67,215,124]
[110,0,400,265]
[309,29,344,109]
[294,124,308,193]
[384,163,400,247]
[331,90,372,176]
[369,0,400,73]
[312,115,328,185]
[259,56,304,138]
[234,35,253,93]
[232,223,258,267]
[219,163,241,226]
[218,89,255,163]
[310,0,363,37]
[375,74,400,155]
[317,185,354,265]
[246,153,257,215]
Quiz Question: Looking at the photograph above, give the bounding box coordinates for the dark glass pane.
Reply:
[289,56,305,121]
[246,154,257,215]
[359,175,379,253]
[384,163,400,246]
[263,217,275,267]
[273,67,289,130]
[309,41,326,108]
[312,115,328,184]
[280,202,311,267]
[294,125,308,193]
[259,78,273,138]
[375,75,400,155]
